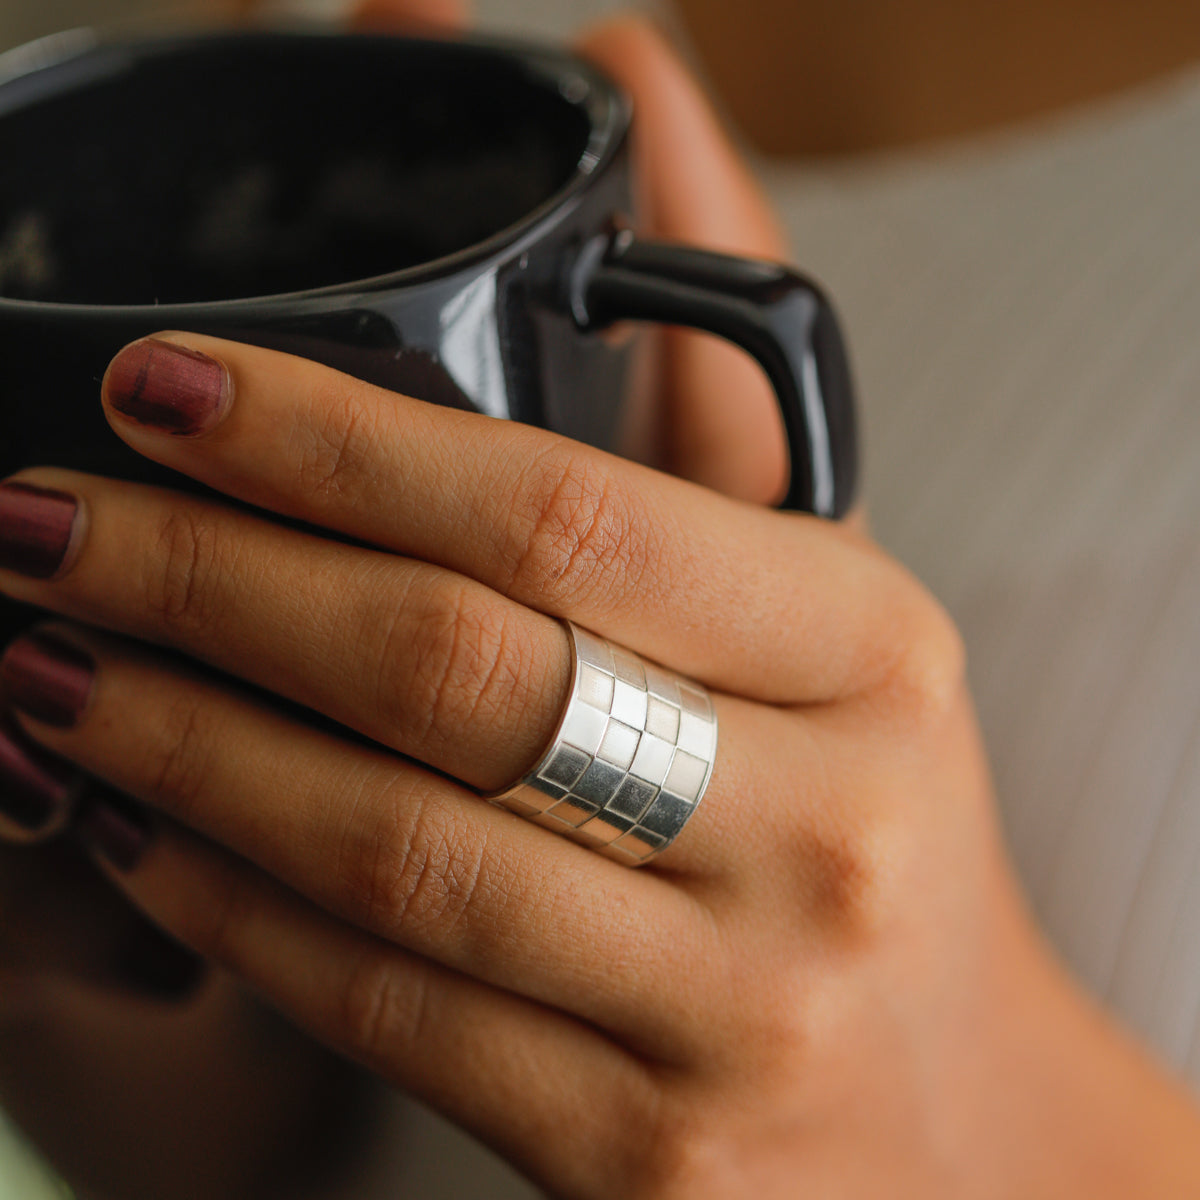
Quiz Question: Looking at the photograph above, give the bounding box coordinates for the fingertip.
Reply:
[0,475,90,582]
[0,712,83,845]
[576,10,669,57]
[75,789,154,876]
[0,625,96,731]
[102,335,234,441]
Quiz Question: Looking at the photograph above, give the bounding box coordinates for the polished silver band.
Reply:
[488,621,717,865]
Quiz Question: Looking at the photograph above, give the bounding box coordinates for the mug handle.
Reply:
[572,229,859,518]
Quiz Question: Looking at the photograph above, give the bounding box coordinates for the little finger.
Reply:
[80,807,651,1200]
[3,624,721,1053]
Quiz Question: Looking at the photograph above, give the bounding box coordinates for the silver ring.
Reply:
[487,621,717,865]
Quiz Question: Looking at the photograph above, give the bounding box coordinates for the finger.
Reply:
[578,16,790,504]
[580,17,786,260]
[0,712,81,844]
[3,624,718,1051]
[91,335,907,706]
[0,713,201,1003]
[351,0,470,29]
[241,0,471,29]
[80,806,649,1197]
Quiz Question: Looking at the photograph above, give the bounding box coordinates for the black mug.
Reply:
[0,27,858,648]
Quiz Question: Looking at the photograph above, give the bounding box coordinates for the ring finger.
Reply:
[3,622,719,1054]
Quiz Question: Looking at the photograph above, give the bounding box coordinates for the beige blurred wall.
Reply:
[0,1,204,50]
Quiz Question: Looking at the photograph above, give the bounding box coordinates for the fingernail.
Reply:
[103,338,232,437]
[0,482,81,579]
[0,713,82,841]
[1,631,95,728]
[75,790,152,872]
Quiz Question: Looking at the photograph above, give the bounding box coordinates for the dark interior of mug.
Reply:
[0,33,593,304]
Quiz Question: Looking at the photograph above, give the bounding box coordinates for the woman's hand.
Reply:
[1,315,1197,1196]
[3,13,1200,1200]
[0,323,980,1197]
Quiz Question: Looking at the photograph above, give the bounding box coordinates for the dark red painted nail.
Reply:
[0,482,80,579]
[103,338,231,437]
[0,713,82,840]
[1,631,95,728]
[75,791,152,872]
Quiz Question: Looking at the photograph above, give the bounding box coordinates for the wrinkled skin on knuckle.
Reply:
[144,507,231,638]
[351,798,487,946]
[338,945,430,1073]
[506,451,659,613]
[139,690,217,820]
[378,580,532,756]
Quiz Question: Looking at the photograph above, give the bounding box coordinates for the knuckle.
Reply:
[351,796,487,943]
[292,386,384,504]
[339,948,430,1069]
[140,691,216,818]
[379,582,527,752]
[876,578,968,727]
[631,1110,735,1200]
[505,450,659,612]
[793,823,890,939]
[145,507,227,636]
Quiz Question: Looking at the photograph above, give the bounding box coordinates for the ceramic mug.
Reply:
[0,27,859,645]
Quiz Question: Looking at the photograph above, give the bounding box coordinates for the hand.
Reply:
[1,341,1197,1198]
[0,318,976,1195]
[3,13,1200,1200]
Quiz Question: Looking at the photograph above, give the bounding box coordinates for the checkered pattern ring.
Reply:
[488,621,718,865]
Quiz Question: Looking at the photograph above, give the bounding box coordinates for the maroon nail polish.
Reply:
[0,713,82,840]
[75,791,152,872]
[103,338,231,437]
[1,631,95,728]
[0,482,80,579]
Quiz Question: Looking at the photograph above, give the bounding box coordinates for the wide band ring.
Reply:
[487,621,718,866]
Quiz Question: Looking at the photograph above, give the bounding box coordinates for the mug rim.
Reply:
[0,26,631,318]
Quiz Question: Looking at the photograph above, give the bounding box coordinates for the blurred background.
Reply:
[3,1,1200,1197]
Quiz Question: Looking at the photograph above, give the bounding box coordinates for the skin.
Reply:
[3,4,1200,1198]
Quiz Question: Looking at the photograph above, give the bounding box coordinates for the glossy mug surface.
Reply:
[0,28,858,646]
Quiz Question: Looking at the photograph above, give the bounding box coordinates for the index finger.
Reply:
[100,333,904,704]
